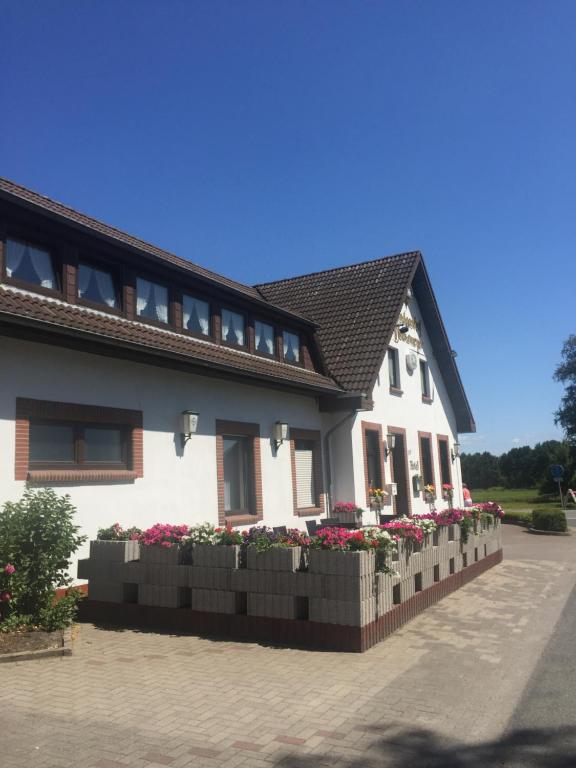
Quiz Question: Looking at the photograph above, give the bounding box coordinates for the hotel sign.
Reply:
[393,312,422,352]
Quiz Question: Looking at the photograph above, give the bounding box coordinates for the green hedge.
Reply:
[532,508,567,533]
[502,510,532,527]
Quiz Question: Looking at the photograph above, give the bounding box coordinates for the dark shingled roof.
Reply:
[0,176,309,323]
[0,287,341,395]
[257,253,476,433]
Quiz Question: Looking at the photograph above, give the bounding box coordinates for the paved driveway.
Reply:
[2,526,576,768]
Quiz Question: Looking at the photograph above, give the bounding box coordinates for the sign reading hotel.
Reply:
[393,312,423,352]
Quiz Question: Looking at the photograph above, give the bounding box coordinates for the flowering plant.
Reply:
[187,523,216,545]
[332,502,364,523]
[0,563,15,613]
[368,487,388,508]
[404,515,437,535]
[141,523,190,547]
[442,483,454,505]
[243,526,310,552]
[310,526,396,572]
[97,523,142,541]
[211,523,243,546]
[380,520,424,545]
[474,501,505,519]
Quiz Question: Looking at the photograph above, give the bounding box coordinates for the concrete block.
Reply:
[138,584,190,608]
[247,593,299,620]
[400,577,415,602]
[139,564,192,587]
[324,574,373,602]
[191,588,240,614]
[246,545,302,572]
[190,565,231,591]
[139,544,182,566]
[308,549,375,577]
[88,580,129,603]
[309,597,376,627]
[193,544,240,569]
[89,540,140,562]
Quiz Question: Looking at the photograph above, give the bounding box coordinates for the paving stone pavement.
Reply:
[2,526,576,768]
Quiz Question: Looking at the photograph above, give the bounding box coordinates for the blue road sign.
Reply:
[550,464,564,480]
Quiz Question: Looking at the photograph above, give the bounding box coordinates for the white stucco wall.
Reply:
[0,336,324,573]
[343,296,463,516]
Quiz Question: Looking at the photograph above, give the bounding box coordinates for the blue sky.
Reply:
[1,1,574,455]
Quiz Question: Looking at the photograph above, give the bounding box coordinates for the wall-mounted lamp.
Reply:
[451,442,460,462]
[181,410,199,448]
[273,421,289,451]
[396,323,409,334]
[384,433,397,459]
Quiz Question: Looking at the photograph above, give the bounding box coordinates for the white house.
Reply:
[0,177,475,574]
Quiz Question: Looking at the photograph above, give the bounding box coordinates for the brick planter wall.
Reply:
[78,521,503,652]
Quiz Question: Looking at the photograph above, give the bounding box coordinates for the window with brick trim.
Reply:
[15,398,143,483]
[215,420,263,525]
[289,428,325,516]
[437,435,452,487]
[361,421,386,506]
[418,431,435,493]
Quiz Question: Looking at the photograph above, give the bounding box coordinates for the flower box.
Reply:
[89,540,140,562]
[246,545,302,572]
[193,544,240,569]
[139,544,182,565]
[308,549,375,577]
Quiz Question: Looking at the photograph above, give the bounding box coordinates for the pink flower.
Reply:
[0,591,12,602]
[4,564,15,575]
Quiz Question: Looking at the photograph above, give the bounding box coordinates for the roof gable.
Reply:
[257,253,475,433]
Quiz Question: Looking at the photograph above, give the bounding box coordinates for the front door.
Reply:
[390,430,410,517]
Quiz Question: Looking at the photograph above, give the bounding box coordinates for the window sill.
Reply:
[295,506,323,517]
[421,396,433,404]
[27,469,138,483]
[389,387,403,397]
[224,512,262,526]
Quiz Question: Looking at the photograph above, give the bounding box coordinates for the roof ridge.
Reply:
[255,250,421,288]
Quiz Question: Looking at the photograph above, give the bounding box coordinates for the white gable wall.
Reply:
[342,296,463,516]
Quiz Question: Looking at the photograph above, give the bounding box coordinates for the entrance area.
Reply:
[390,429,410,517]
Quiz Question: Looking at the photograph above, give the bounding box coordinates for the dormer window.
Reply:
[183,295,210,336]
[283,330,300,363]
[221,309,245,346]
[255,320,274,355]
[78,263,118,308]
[5,237,56,290]
[136,277,168,324]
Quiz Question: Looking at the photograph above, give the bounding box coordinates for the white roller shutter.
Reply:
[295,440,316,508]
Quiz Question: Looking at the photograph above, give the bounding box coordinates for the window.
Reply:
[419,432,435,490]
[420,360,431,399]
[438,436,452,486]
[78,263,118,308]
[5,237,57,290]
[388,347,400,390]
[216,420,262,524]
[221,308,245,346]
[183,295,210,336]
[136,277,168,324]
[365,430,383,489]
[255,320,275,355]
[290,428,324,515]
[283,330,300,363]
[15,398,143,482]
[29,422,128,468]
[223,436,254,513]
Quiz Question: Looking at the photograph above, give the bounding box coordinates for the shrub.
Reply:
[532,509,567,533]
[97,523,142,541]
[0,489,86,632]
[502,510,532,527]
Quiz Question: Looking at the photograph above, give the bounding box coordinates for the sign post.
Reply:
[550,465,565,509]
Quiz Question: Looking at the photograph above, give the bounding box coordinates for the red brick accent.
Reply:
[64,260,78,305]
[418,430,436,500]
[289,427,325,517]
[215,419,263,526]
[387,425,412,517]
[361,421,387,507]
[15,398,143,482]
[437,434,452,486]
[275,736,307,746]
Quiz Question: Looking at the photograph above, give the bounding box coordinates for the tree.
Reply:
[554,335,576,445]
[499,446,536,488]
[460,451,501,489]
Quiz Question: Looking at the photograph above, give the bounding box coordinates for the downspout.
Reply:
[324,410,358,513]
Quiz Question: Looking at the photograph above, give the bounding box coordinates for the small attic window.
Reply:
[283,331,300,363]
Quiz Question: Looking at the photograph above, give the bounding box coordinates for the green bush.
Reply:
[502,510,533,526]
[532,508,567,533]
[0,489,86,632]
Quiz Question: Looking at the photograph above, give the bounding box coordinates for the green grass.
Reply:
[472,486,572,512]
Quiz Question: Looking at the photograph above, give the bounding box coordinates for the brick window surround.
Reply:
[15,398,143,483]
[289,427,325,517]
[361,421,387,507]
[215,419,263,526]
[418,430,436,500]
[437,434,452,487]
